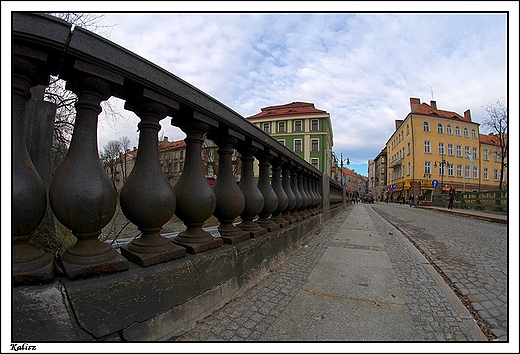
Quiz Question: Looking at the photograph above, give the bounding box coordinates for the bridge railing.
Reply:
[12,13,342,285]
[432,190,508,214]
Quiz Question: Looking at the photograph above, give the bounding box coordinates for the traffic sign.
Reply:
[432,179,439,188]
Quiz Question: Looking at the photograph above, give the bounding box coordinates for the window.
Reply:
[423,121,430,132]
[456,145,462,157]
[494,151,499,163]
[465,146,470,156]
[406,124,410,135]
[438,142,445,155]
[463,127,469,137]
[447,144,454,156]
[263,123,270,133]
[483,168,489,180]
[438,163,446,176]
[424,141,431,153]
[471,129,476,139]
[295,120,302,132]
[294,139,302,152]
[472,147,478,160]
[424,161,431,174]
[311,119,319,130]
[407,142,410,155]
[483,149,489,161]
[311,158,319,169]
[465,166,470,178]
[494,169,499,181]
[448,164,454,176]
[446,125,452,135]
[455,126,461,136]
[473,167,478,179]
[278,139,285,146]
[311,139,319,152]
[278,121,285,132]
[456,164,462,177]
[437,123,444,134]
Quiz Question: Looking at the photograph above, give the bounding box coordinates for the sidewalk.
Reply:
[173,203,488,344]
[417,205,507,224]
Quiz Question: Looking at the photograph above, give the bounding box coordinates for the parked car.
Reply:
[364,194,374,203]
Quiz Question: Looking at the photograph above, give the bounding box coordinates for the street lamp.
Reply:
[434,152,449,193]
[326,150,350,187]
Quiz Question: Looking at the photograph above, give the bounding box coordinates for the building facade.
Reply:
[386,98,479,202]
[370,147,387,201]
[246,102,334,176]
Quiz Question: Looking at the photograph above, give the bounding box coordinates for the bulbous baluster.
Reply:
[291,167,303,221]
[305,173,316,216]
[300,172,310,217]
[312,175,322,214]
[12,54,53,284]
[270,158,289,228]
[281,163,296,224]
[120,98,186,266]
[211,133,248,245]
[172,118,222,253]
[255,152,279,232]
[49,74,128,279]
[237,145,266,238]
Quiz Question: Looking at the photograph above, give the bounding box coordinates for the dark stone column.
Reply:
[172,113,222,253]
[49,71,128,279]
[270,158,289,228]
[119,96,186,266]
[299,170,311,217]
[12,53,54,284]
[210,132,249,245]
[255,151,279,232]
[237,144,266,238]
[281,163,296,224]
[291,166,303,221]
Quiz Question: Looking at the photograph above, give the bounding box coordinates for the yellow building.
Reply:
[386,98,482,202]
[479,133,507,191]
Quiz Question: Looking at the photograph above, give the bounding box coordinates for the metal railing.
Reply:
[432,190,507,214]
[12,13,343,285]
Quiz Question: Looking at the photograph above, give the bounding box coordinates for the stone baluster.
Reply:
[49,65,128,279]
[312,175,322,213]
[297,168,309,219]
[281,163,296,224]
[171,111,222,253]
[255,151,280,232]
[12,49,54,284]
[305,173,317,216]
[237,143,267,238]
[291,166,303,221]
[119,92,186,266]
[270,158,289,228]
[209,130,249,245]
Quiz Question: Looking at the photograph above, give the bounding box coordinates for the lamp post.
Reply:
[434,152,449,193]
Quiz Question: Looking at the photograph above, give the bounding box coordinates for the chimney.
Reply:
[410,97,420,112]
[395,119,404,130]
[464,109,471,122]
[163,136,169,143]
[430,100,437,109]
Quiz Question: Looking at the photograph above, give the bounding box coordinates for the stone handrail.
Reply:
[12,12,343,285]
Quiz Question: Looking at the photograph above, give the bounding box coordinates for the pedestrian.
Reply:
[409,193,414,207]
[447,187,455,209]
[384,194,388,204]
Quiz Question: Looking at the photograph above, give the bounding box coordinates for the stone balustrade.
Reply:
[12,13,346,341]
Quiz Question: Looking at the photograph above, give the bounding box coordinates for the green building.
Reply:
[246,102,334,177]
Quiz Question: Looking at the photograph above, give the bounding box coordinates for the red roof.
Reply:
[159,140,186,150]
[412,102,468,122]
[479,133,506,147]
[247,102,327,120]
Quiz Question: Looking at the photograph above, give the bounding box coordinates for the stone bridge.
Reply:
[12,13,345,341]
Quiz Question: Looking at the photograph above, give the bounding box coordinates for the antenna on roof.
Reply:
[430,87,434,100]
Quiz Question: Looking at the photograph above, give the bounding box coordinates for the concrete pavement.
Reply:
[172,203,489,344]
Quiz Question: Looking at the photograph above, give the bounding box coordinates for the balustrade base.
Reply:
[270,216,290,228]
[255,219,281,232]
[60,253,129,280]
[120,243,186,267]
[220,231,250,245]
[13,254,54,285]
[173,237,223,254]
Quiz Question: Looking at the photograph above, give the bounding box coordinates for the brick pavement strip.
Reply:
[170,210,350,341]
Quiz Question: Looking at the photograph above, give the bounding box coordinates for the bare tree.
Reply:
[481,99,508,190]
[119,136,131,184]
[101,140,123,190]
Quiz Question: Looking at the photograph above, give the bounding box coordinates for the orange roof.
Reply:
[247,102,327,120]
[159,139,186,151]
[412,103,468,122]
[480,133,506,147]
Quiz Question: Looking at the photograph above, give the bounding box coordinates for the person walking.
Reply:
[409,193,414,207]
[447,187,455,209]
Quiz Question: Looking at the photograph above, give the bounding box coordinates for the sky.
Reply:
[3,2,517,177]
